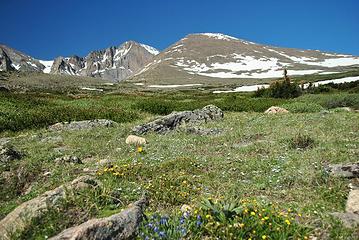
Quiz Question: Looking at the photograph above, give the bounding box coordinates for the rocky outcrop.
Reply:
[132,105,224,134]
[325,162,359,178]
[0,176,98,239]
[0,144,22,165]
[328,162,359,227]
[49,119,118,131]
[0,48,15,71]
[0,44,44,72]
[50,57,77,75]
[49,41,158,82]
[49,197,148,240]
[264,106,289,114]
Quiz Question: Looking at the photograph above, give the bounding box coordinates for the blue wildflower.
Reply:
[160,217,168,225]
[154,226,159,233]
[196,221,202,227]
[197,215,201,220]
[179,217,185,224]
[159,231,166,238]
[181,228,187,236]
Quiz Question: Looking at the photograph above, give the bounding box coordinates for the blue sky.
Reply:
[1,0,358,59]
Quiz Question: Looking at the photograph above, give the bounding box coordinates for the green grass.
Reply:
[1,108,358,239]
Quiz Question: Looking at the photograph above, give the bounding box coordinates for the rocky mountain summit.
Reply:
[0,41,159,82]
[0,44,45,72]
[49,41,159,82]
[129,33,359,84]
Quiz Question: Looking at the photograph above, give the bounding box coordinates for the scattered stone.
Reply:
[0,86,10,92]
[0,145,22,164]
[0,175,98,239]
[0,137,11,145]
[49,197,148,240]
[264,106,289,114]
[331,212,359,228]
[41,136,63,143]
[43,171,52,177]
[97,159,115,168]
[125,135,147,145]
[54,155,82,164]
[325,162,359,178]
[346,189,359,214]
[49,119,118,131]
[185,127,222,136]
[133,105,224,134]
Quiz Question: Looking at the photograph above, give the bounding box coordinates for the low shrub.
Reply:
[280,102,324,113]
[289,134,316,150]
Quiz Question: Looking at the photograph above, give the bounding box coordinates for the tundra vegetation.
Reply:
[0,72,359,239]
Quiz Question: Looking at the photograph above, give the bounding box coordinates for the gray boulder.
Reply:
[49,119,118,131]
[49,197,148,240]
[0,144,22,165]
[325,162,359,178]
[0,175,98,239]
[133,105,224,134]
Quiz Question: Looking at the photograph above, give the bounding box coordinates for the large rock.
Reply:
[49,119,118,131]
[331,212,359,228]
[264,106,289,114]
[0,48,15,72]
[125,135,147,145]
[325,162,359,178]
[346,189,359,214]
[0,176,98,239]
[132,105,224,134]
[49,197,148,240]
[0,144,22,165]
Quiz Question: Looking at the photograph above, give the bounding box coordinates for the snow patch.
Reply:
[214,84,270,93]
[197,33,239,41]
[148,84,203,88]
[141,44,160,55]
[80,87,104,92]
[39,60,54,73]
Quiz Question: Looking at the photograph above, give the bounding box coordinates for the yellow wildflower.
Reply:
[262,235,267,239]
[285,219,291,225]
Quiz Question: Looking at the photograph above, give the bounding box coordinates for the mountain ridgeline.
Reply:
[1,33,359,84]
[0,41,159,82]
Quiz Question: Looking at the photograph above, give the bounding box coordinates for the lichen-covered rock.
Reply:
[133,105,224,134]
[325,162,359,178]
[54,155,82,164]
[264,106,289,114]
[49,197,148,240]
[49,119,118,131]
[0,144,22,165]
[0,176,98,239]
[331,212,359,228]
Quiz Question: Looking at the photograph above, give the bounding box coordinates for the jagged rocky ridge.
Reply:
[0,41,159,82]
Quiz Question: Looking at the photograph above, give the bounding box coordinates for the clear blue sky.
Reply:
[1,0,358,60]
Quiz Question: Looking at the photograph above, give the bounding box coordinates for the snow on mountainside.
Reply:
[0,41,160,82]
[130,33,359,84]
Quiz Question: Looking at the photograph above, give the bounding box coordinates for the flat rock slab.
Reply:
[49,197,148,240]
[0,176,98,239]
[346,189,359,214]
[325,162,359,178]
[49,119,118,131]
[133,105,224,135]
[331,212,359,228]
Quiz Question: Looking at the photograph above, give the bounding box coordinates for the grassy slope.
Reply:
[1,109,359,238]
